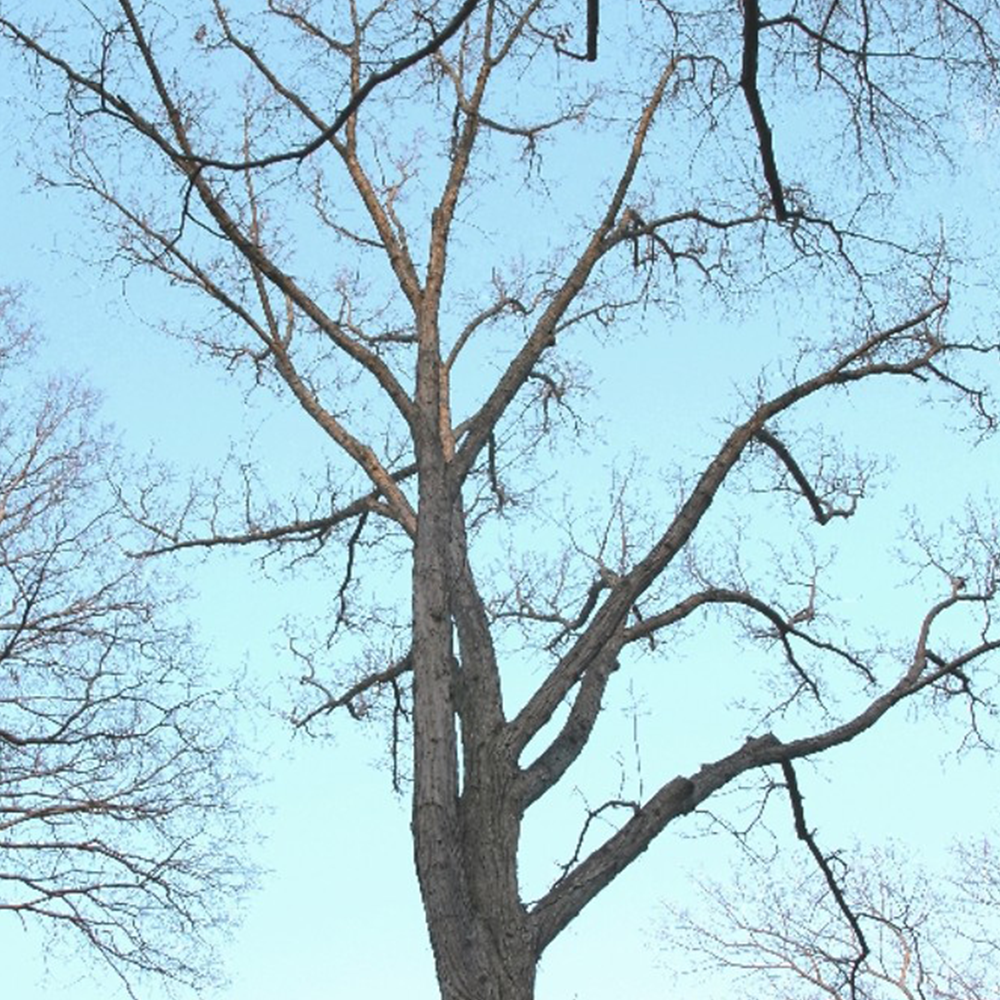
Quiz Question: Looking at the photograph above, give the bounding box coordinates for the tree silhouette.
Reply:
[0,288,250,996]
[1,2,998,997]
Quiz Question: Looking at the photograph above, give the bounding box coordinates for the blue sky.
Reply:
[2,3,1000,998]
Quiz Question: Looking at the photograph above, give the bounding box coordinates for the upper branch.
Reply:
[130,492,398,558]
[76,175,418,534]
[181,0,483,173]
[3,7,420,432]
[294,650,413,728]
[453,56,681,486]
[509,295,956,755]
[424,0,509,311]
[206,0,423,308]
[754,428,859,523]
[740,0,790,221]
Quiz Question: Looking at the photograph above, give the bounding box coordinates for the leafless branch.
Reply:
[781,759,869,1000]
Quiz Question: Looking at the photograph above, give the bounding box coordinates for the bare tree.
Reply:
[665,840,1000,1000]
[0,288,250,996]
[1,2,999,999]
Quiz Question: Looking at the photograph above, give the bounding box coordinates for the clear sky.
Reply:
[1,3,999,998]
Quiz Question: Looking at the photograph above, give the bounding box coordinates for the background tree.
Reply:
[664,839,1000,1000]
[0,287,250,996]
[1,2,999,999]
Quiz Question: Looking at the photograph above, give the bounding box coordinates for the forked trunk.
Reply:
[426,914,537,1000]
[411,461,537,999]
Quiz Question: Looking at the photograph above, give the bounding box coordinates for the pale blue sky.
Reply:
[2,3,999,998]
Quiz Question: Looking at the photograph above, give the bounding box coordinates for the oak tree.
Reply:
[1,2,999,998]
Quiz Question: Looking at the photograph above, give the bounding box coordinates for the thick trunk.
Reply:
[425,836,537,1000]
[412,532,537,994]
[432,934,537,1000]
[416,803,536,1000]
[411,452,536,998]
[440,747,536,999]
[410,294,536,998]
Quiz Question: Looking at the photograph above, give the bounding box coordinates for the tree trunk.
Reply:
[410,415,536,999]
[431,745,536,1000]
[426,912,537,1000]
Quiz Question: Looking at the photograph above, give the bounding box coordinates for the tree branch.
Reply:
[453,55,681,487]
[740,0,790,221]
[781,759,869,1000]
[294,651,413,728]
[755,427,859,523]
[181,0,484,174]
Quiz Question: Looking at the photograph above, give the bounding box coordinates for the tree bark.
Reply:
[411,496,537,997]
[410,327,538,996]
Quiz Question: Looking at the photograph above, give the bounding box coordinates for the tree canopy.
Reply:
[1,1,999,997]
[0,287,251,996]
